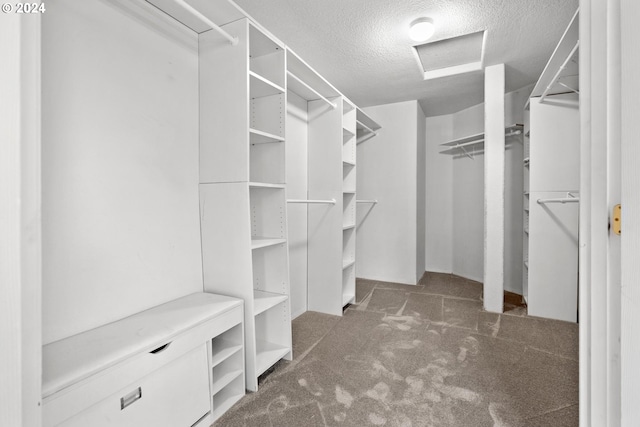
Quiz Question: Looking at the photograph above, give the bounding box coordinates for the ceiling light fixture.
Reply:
[409,17,435,42]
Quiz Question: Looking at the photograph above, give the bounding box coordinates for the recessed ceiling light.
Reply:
[409,18,435,42]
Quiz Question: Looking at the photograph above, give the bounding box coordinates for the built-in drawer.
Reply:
[58,344,210,427]
[44,306,243,426]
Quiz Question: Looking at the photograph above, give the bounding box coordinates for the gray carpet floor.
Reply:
[214,272,578,427]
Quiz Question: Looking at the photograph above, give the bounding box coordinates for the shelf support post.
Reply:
[483,63,506,314]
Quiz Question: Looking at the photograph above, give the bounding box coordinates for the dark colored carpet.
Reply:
[214,273,578,427]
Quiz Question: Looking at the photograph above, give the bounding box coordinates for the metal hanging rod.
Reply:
[442,129,522,160]
[537,192,580,204]
[356,199,378,204]
[287,199,336,204]
[449,130,522,150]
[287,71,337,109]
[174,0,238,46]
[540,40,579,103]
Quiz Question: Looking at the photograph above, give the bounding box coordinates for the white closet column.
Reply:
[483,64,505,313]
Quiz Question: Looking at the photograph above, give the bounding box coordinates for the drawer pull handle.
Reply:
[120,387,142,410]
[150,342,171,354]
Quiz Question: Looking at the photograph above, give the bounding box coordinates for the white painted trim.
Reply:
[606,1,622,424]
[619,0,640,424]
[580,0,627,425]
[410,31,487,80]
[0,13,42,427]
[579,2,592,423]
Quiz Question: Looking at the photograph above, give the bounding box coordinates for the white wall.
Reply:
[416,104,427,280]
[424,87,529,292]
[452,103,485,283]
[425,115,453,273]
[286,92,309,319]
[42,0,203,344]
[356,101,420,285]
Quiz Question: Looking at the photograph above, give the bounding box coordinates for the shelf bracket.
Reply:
[458,144,474,160]
[557,81,580,95]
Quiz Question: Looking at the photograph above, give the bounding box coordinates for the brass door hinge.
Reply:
[613,204,621,235]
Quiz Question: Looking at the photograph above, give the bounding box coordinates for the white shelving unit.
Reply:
[353,107,381,294]
[289,46,346,316]
[523,9,580,322]
[342,99,357,306]
[523,110,531,304]
[199,18,292,392]
[286,48,370,314]
[439,124,524,157]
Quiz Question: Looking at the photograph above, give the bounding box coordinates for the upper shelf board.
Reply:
[250,71,285,98]
[249,128,284,144]
[439,124,523,155]
[286,48,341,103]
[527,9,579,104]
[145,0,244,34]
[440,124,523,147]
[356,108,382,133]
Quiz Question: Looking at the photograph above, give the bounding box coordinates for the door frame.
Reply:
[0,13,42,427]
[619,0,640,424]
[578,0,636,425]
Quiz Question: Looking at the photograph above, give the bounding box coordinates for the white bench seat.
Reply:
[42,292,244,426]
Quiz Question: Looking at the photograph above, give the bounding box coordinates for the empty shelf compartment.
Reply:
[250,71,285,99]
[255,340,290,377]
[253,290,288,316]
[211,340,243,368]
[212,375,244,422]
[211,357,243,395]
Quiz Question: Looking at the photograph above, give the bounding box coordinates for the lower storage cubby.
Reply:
[342,264,355,306]
[254,303,291,376]
[211,323,243,367]
[212,374,245,422]
[211,348,243,395]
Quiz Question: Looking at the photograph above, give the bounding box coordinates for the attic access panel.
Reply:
[412,31,486,80]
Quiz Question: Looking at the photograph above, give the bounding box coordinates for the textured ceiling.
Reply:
[232,0,578,117]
